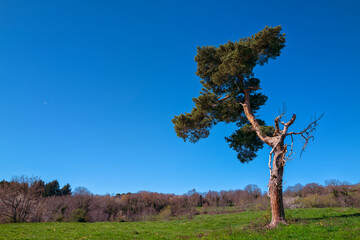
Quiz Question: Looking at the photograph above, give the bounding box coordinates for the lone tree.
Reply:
[172,26,322,227]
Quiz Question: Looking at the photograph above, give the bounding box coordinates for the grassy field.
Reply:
[0,208,359,239]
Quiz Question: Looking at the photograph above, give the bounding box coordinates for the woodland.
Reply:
[0,176,359,224]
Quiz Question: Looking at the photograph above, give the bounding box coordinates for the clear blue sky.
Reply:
[0,0,359,195]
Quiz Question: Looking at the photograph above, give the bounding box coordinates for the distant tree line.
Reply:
[0,176,359,223]
[42,180,71,197]
[0,176,72,223]
[283,180,360,209]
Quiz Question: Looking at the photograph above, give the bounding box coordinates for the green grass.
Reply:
[0,208,359,239]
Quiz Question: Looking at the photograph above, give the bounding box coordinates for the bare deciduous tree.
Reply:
[0,176,43,222]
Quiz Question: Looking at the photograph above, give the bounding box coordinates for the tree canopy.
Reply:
[172,26,286,163]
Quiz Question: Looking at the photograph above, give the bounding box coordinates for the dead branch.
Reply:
[287,114,324,156]
[218,95,230,102]
[212,95,231,107]
[282,114,296,134]
[233,80,244,106]
[284,134,295,162]
[267,138,282,197]
[273,113,285,136]
[277,105,288,125]
[247,86,262,91]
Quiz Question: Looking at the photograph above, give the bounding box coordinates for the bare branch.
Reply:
[287,114,324,156]
[267,151,273,198]
[233,80,245,107]
[247,86,262,91]
[282,114,296,134]
[278,105,287,125]
[284,134,295,162]
[218,95,230,102]
[211,95,231,107]
[287,114,323,136]
[273,113,285,136]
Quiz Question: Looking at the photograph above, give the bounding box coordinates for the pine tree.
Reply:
[172,26,322,227]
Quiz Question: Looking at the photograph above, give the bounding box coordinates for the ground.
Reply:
[0,208,359,239]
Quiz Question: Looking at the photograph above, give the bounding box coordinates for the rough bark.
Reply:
[241,88,274,146]
[268,145,286,227]
[241,87,289,227]
[237,81,321,227]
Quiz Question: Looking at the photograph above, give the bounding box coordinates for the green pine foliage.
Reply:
[42,180,61,197]
[172,26,285,163]
[42,180,72,197]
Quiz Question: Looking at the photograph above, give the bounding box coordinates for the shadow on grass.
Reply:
[245,211,360,230]
[289,212,360,223]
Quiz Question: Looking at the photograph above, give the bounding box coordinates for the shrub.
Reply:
[296,194,338,208]
[70,209,89,222]
[156,205,172,220]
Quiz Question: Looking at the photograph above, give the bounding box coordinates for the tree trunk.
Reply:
[268,146,286,228]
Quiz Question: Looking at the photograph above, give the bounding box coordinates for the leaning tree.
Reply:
[172,26,322,227]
